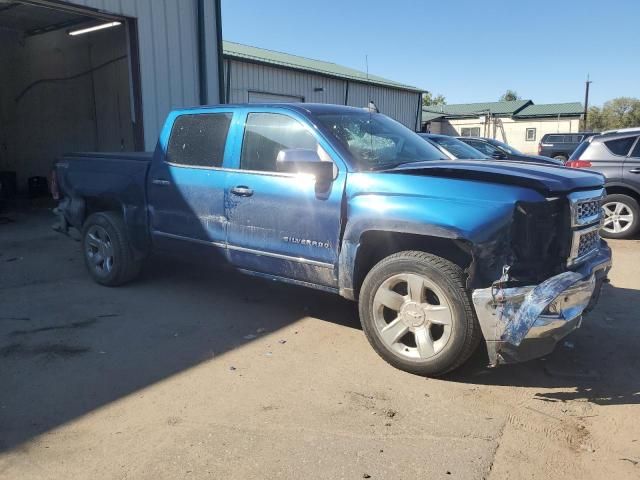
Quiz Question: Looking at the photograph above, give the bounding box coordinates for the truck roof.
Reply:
[170,103,371,116]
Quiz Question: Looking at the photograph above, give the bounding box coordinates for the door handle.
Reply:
[152,178,171,186]
[230,186,254,197]
[628,168,640,174]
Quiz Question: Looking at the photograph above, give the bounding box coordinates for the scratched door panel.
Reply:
[148,112,233,252]
[224,170,346,287]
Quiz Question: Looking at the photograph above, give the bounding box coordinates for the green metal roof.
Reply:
[423,100,532,117]
[421,111,446,122]
[515,102,584,117]
[423,100,585,120]
[223,41,423,92]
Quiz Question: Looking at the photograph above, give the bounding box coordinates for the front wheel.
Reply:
[359,251,481,376]
[600,194,640,239]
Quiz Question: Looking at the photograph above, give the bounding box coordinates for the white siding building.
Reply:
[423,101,584,154]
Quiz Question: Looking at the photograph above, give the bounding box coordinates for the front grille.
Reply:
[576,200,601,224]
[569,191,604,227]
[577,228,600,257]
[567,189,605,265]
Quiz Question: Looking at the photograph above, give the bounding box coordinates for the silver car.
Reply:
[567,131,640,239]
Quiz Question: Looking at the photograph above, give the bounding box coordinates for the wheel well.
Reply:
[352,231,472,296]
[84,197,123,223]
[605,185,640,204]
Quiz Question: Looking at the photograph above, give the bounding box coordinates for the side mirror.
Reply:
[491,150,507,160]
[276,149,334,184]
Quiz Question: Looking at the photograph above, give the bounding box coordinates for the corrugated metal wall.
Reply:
[64,0,221,150]
[226,60,346,106]
[347,82,421,130]
[225,59,421,129]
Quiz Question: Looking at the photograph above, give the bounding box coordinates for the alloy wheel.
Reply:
[602,201,634,234]
[372,273,453,361]
[85,225,115,276]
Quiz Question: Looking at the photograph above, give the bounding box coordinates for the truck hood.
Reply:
[387,160,603,194]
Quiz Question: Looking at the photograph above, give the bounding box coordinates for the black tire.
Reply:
[600,193,640,239]
[553,154,567,162]
[358,251,481,377]
[81,211,142,286]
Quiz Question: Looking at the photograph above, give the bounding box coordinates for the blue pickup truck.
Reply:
[54,103,611,376]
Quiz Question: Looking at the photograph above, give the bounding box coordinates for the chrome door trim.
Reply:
[152,231,334,269]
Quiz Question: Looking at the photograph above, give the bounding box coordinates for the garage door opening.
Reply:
[0,0,143,201]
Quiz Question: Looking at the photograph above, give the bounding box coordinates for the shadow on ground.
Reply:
[1,210,639,455]
[449,282,640,407]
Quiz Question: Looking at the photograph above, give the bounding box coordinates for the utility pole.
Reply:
[583,75,592,131]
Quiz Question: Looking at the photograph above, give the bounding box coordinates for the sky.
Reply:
[221,0,639,107]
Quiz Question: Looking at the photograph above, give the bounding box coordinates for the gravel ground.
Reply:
[1,208,639,479]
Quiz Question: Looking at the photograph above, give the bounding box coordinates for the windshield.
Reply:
[490,139,523,155]
[315,111,446,170]
[427,135,488,159]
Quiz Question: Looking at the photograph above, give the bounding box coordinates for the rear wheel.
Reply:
[82,212,142,286]
[553,154,567,162]
[600,194,640,239]
[359,251,481,376]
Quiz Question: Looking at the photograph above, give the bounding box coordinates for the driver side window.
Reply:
[240,113,318,172]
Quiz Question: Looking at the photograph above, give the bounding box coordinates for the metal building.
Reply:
[223,41,424,130]
[0,0,223,192]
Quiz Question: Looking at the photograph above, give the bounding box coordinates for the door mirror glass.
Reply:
[277,148,333,183]
[491,150,507,160]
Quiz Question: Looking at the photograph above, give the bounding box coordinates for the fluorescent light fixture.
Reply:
[69,21,121,36]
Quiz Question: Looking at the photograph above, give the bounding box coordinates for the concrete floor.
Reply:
[1,208,639,479]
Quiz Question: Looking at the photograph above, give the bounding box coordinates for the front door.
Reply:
[224,110,346,287]
[147,111,234,257]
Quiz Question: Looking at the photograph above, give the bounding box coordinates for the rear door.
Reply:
[147,110,235,256]
[623,137,640,192]
[223,108,347,287]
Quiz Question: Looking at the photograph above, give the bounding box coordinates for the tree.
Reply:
[586,97,640,131]
[423,92,446,107]
[499,90,521,102]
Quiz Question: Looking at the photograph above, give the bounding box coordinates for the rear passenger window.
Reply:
[167,113,232,167]
[240,113,318,172]
[604,137,637,156]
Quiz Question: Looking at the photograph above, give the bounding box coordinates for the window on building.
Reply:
[167,114,232,167]
[240,113,318,172]
[604,136,637,156]
[460,127,480,137]
[526,128,536,141]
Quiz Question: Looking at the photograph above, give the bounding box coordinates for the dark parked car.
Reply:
[567,131,640,239]
[539,133,597,162]
[417,133,488,160]
[457,137,563,165]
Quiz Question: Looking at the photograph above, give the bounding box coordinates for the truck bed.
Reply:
[56,151,153,255]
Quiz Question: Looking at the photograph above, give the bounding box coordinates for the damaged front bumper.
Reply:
[472,245,612,366]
